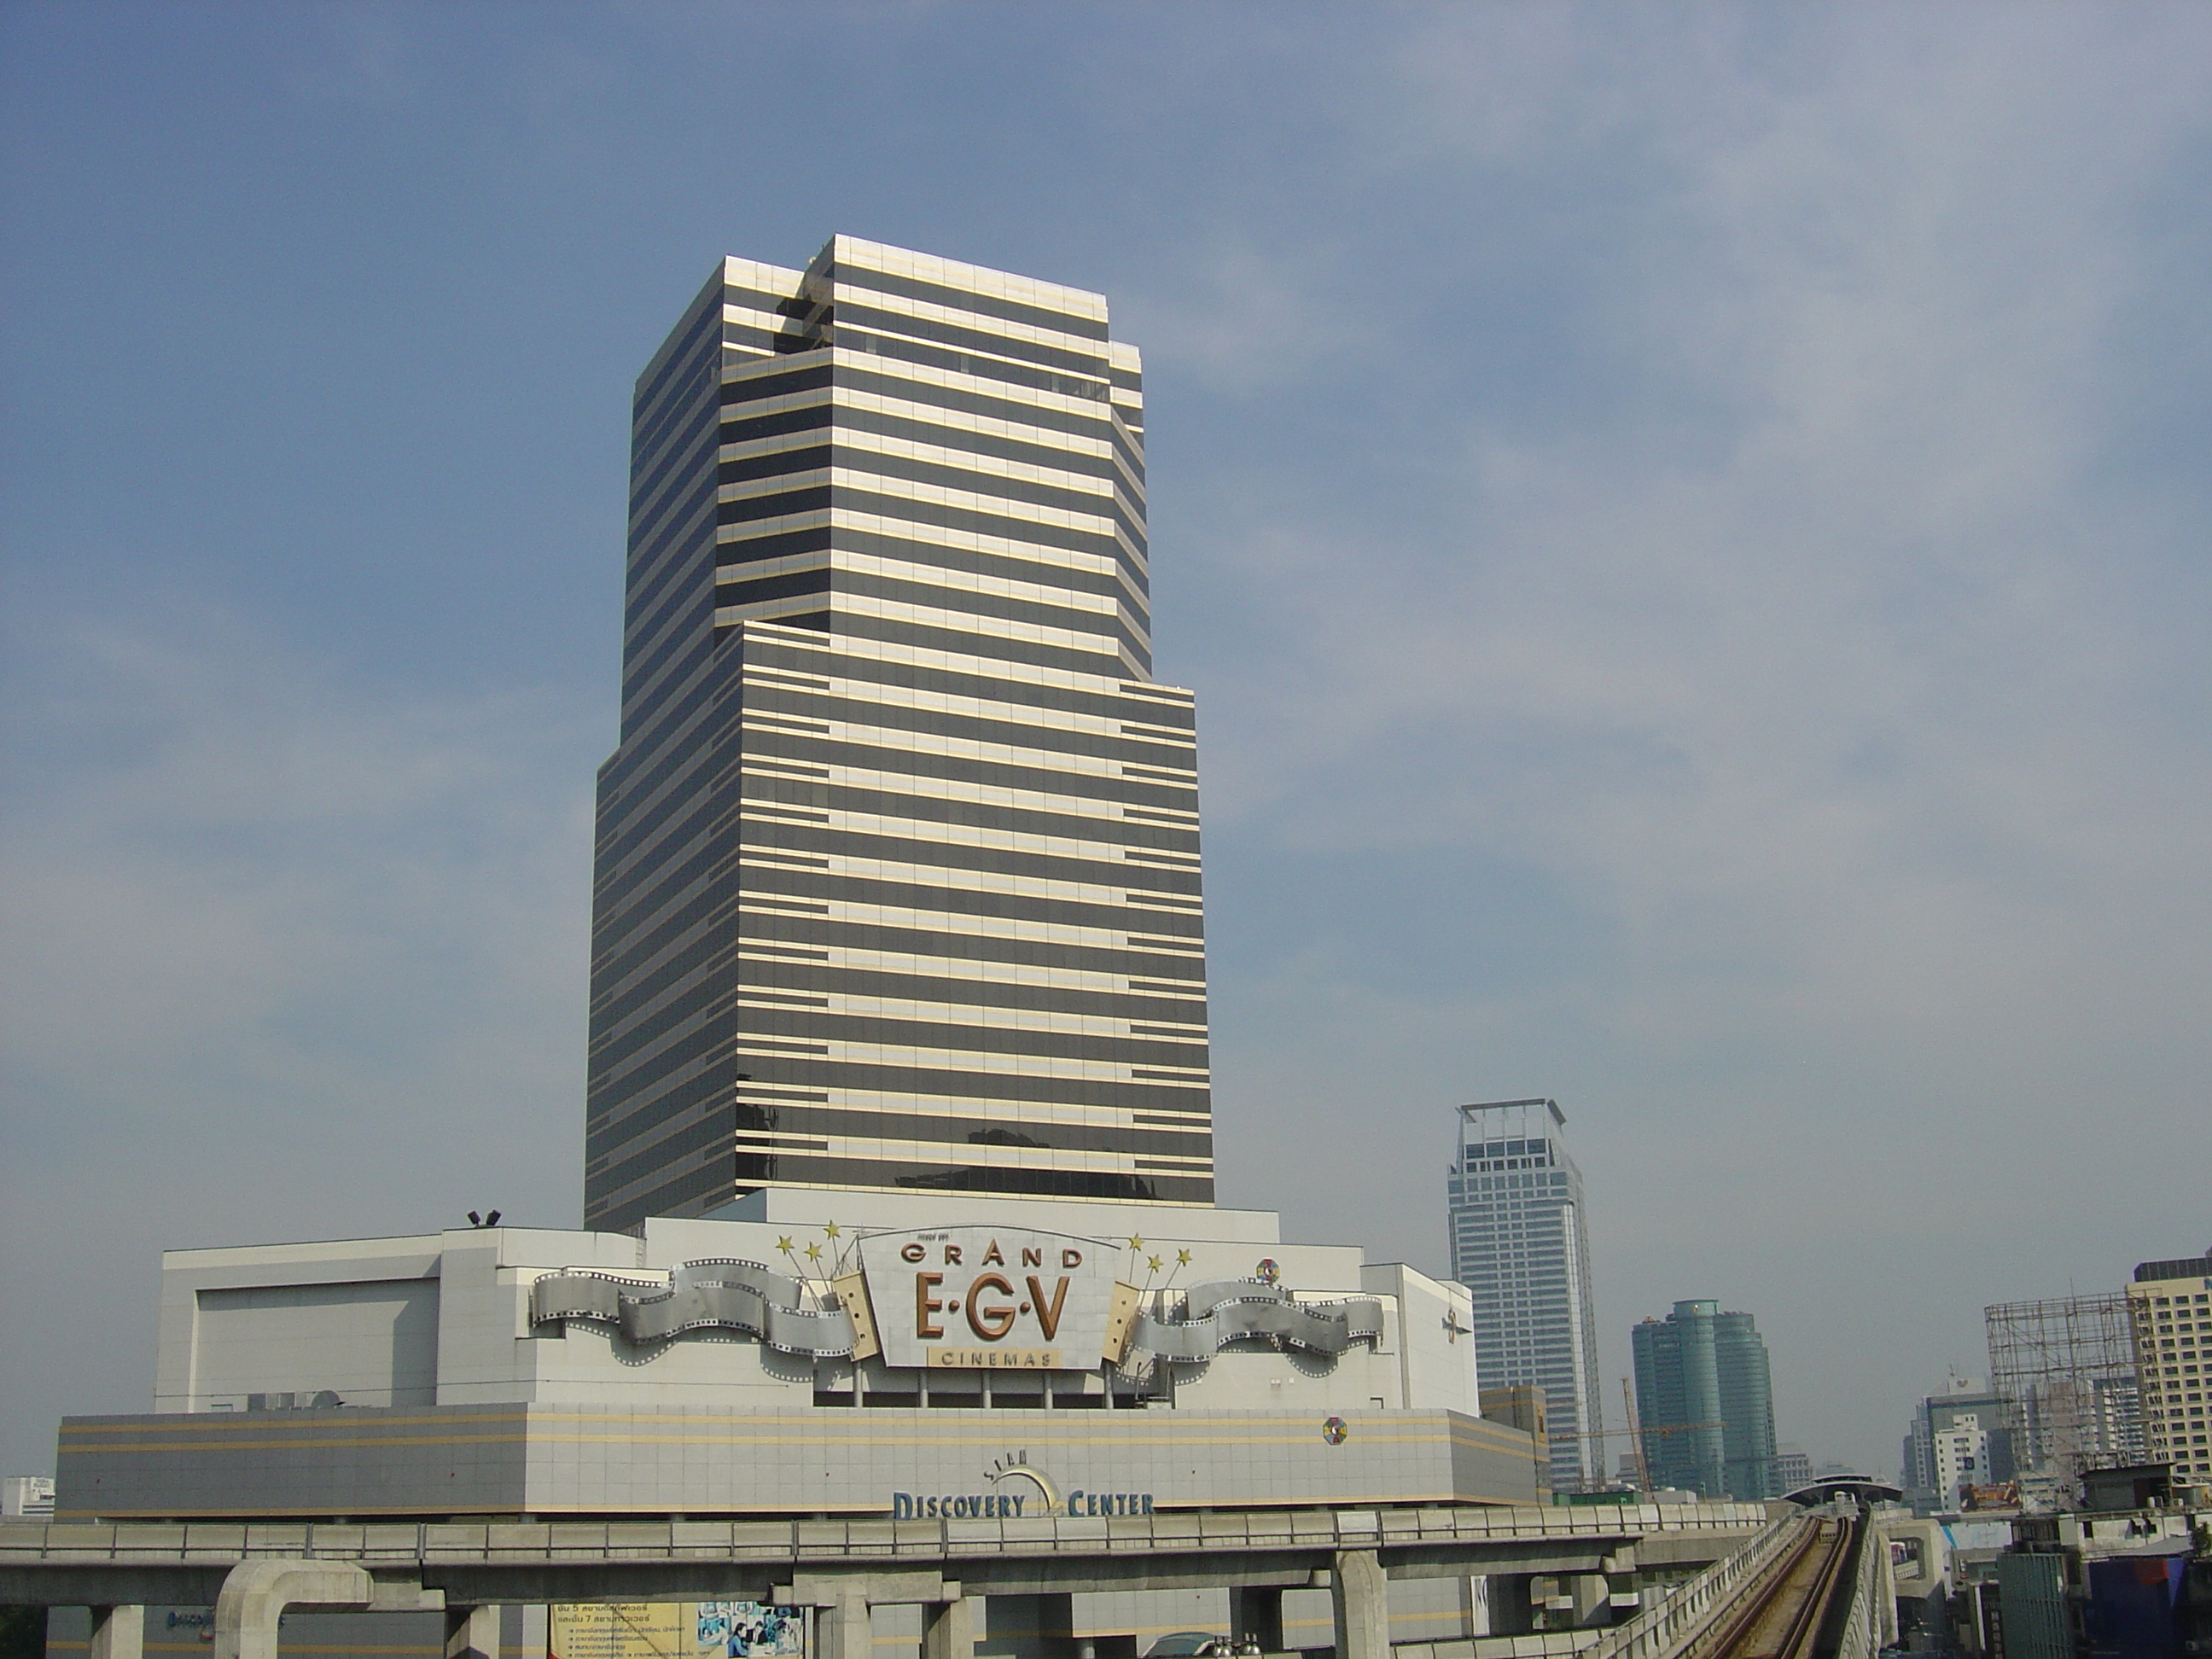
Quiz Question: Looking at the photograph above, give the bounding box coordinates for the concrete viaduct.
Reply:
[3,1503,1776,1659]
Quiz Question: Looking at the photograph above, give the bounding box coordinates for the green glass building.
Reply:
[1632,1298,1779,1499]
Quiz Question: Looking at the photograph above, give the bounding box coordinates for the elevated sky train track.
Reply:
[1687,1515,1860,1659]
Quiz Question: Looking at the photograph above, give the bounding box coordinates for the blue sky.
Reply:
[3,2,2209,1481]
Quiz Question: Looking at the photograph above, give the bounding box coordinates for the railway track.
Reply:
[1689,1514,1860,1659]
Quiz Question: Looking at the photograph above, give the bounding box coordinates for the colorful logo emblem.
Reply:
[1322,1416,1348,1445]
[1255,1258,1281,1286]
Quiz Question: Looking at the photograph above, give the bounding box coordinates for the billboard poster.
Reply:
[698,1603,805,1657]
[550,1603,803,1659]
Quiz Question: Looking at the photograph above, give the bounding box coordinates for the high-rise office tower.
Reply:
[1448,1099,1605,1491]
[585,236,1213,1232]
[1632,1299,1779,1500]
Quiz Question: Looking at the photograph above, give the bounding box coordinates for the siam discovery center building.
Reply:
[30,242,1761,1659]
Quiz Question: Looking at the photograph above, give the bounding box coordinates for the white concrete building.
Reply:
[65,1186,1535,1525]
[1930,1413,1993,1510]
[2129,1251,2212,1493]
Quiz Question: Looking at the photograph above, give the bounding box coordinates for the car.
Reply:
[1144,1636,1227,1659]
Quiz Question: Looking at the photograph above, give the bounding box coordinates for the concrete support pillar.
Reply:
[1570,1574,1611,1627]
[1331,1551,1388,1659]
[89,1605,145,1659]
[1484,1575,1535,1637]
[922,1596,975,1659]
[816,1581,873,1659]
[445,1605,501,1659]
[1231,1586,1284,1653]
[213,1562,377,1659]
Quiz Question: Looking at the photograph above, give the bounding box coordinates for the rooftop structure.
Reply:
[1985,1293,2143,1478]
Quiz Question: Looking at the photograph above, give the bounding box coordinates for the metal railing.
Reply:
[1575,1513,1812,1659]
[0,1502,1771,1569]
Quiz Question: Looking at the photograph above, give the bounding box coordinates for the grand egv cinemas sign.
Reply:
[840,1227,1139,1371]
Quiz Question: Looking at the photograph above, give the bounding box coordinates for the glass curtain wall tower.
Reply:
[1632,1300,1780,1500]
[586,236,1213,1232]
[1449,1099,1605,1492]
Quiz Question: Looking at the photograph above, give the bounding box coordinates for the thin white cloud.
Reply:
[0,600,601,1470]
[1192,7,2212,1470]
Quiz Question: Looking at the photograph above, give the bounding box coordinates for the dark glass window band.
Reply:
[714,568,832,608]
[747,683,1192,775]
[728,1003,1205,1068]
[736,959,1205,1023]
[835,300,1108,379]
[742,820,1197,894]
[741,912,1204,984]
[721,362,835,406]
[732,1102,1208,1159]
[746,637,1191,729]
[732,1152,1211,1206]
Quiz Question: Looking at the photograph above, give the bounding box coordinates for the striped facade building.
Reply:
[585,236,1214,1233]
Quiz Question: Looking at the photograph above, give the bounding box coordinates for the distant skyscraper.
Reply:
[1772,1443,1813,1496]
[1901,1376,2017,1499]
[585,236,1214,1231]
[1448,1099,1604,1492]
[1633,1299,1779,1500]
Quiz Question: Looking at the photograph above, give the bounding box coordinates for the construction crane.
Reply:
[1544,1383,1722,1491]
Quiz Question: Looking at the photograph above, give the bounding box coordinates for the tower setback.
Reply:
[587,236,1213,1232]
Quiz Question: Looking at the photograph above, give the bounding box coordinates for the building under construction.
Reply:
[1984,1292,2144,1479]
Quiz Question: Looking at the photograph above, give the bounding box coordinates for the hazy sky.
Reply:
[3,2,2209,1482]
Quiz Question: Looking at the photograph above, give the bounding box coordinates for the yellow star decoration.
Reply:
[1176,1249,1192,1266]
[777,1237,795,1254]
[822,1221,841,1239]
[805,1242,823,1262]
[1147,1254,1162,1272]
[1127,1235,1145,1250]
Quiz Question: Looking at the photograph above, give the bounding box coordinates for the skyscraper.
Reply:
[1632,1299,1779,1500]
[585,236,1214,1232]
[1448,1099,1605,1491]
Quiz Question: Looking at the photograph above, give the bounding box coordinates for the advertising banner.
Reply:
[550,1603,802,1659]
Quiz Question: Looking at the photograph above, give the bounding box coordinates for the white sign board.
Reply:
[855,1227,1116,1371]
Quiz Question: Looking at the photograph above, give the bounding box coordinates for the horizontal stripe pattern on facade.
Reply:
[585,239,1210,1233]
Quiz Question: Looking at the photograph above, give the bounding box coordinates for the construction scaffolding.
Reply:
[1985,1293,2145,1478]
